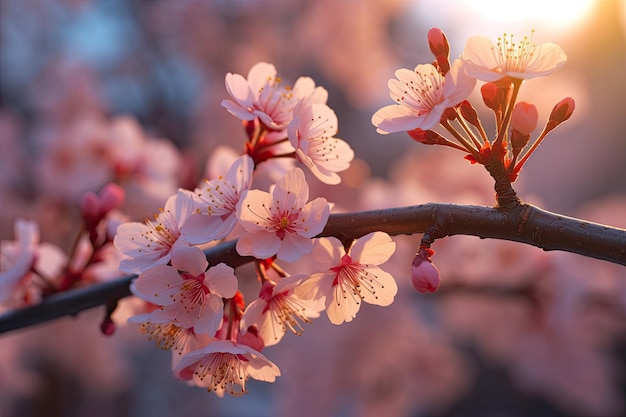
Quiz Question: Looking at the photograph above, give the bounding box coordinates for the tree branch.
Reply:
[1,203,625,334]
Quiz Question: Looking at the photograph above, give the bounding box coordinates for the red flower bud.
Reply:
[411,249,441,294]
[480,82,500,111]
[408,129,446,145]
[427,28,450,59]
[548,97,575,127]
[459,100,480,127]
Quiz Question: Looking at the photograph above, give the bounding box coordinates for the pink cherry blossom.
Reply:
[0,219,39,303]
[461,32,567,82]
[174,339,280,397]
[287,100,354,185]
[221,62,327,131]
[0,219,39,304]
[130,260,238,336]
[241,275,325,346]
[0,219,66,306]
[295,231,397,324]
[114,189,201,274]
[181,155,254,243]
[236,168,329,262]
[372,59,475,134]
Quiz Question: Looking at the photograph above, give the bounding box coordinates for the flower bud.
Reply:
[480,82,501,112]
[459,100,480,128]
[100,316,116,336]
[510,102,538,136]
[408,129,446,145]
[548,97,575,128]
[80,191,101,226]
[99,183,125,213]
[411,250,441,294]
[427,28,450,58]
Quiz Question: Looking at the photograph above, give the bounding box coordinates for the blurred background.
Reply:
[1,0,626,416]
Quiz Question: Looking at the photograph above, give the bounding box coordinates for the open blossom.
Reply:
[372,59,475,134]
[0,219,38,304]
[114,189,201,274]
[461,32,567,82]
[175,339,281,397]
[130,257,238,336]
[221,62,327,131]
[181,155,254,243]
[241,276,325,346]
[0,219,66,306]
[236,168,329,262]
[287,100,354,185]
[295,232,397,325]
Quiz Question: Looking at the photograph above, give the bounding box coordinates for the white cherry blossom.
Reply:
[461,32,567,82]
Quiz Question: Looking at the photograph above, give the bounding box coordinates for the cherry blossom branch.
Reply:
[1,202,625,335]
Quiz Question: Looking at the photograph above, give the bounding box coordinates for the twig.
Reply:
[1,203,625,334]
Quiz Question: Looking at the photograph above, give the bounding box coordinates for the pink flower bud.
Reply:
[411,250,441,294]
[510,102,538,136]
[80,192,101,224]
[427,28,450,58]
[99,183,125,213]
[548,97,575,127]
[408,129,446,145]
[100,317,116,336]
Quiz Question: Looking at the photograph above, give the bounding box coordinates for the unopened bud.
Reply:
[408,129,446,145]
[480,82,501,111]
[511,130,531,157]
[411,249,441,294]
[548,97,575,128]
[100,316,116,336]
[459,100,480,127]
[427,28,450,58]
[510,102,538,136]
[99,183,125,213]
[80,192,101,226]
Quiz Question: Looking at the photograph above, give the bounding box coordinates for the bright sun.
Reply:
[460,0,596,29]
[412,0,598,39]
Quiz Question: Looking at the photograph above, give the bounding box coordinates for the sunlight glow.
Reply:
[461,0,596,28]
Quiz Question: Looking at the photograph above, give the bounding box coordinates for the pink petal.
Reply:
[296,197,329,238]
[131,264,181,305]
[358,266,397,306]
[371,105,424,134]
[170,244,207,276]
[236,231,282,259]
[276,233,313,262]
[204,263,238,299]
[326,283,361,324]
[237,189,274,232]
[349,231,395,264]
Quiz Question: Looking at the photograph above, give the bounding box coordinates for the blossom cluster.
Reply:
[0,27,578,400]
[373,29,573,184]
[112,62,398,396]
